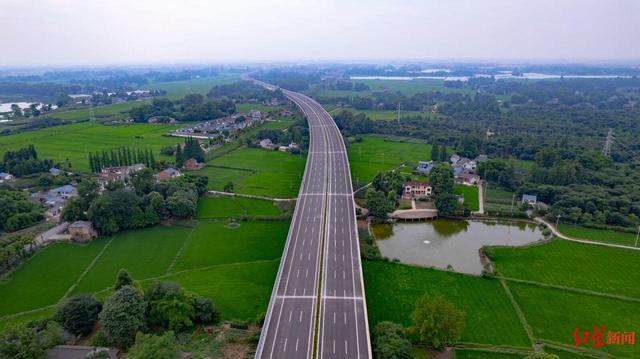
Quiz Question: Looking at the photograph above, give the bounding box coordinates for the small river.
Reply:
[373,219,544,274]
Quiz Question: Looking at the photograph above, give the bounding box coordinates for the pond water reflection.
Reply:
[374,219,544,274]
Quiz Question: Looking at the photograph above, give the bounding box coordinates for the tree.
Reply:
[99,286,146,349]
[434,193,459,215]
[87,196,118,235]
[114,269,133,291]
[194,296,219,324]
[130,168,155,195]
[61,197,86,222]
[127,332,179,359]
[145,282,195,331]
[175,145,184,167]
[0,321,63,359]
[430,163,454,195]
[366,188,394,221]
[372,321,412,359]
[55,294,102,336]
[411,295,464,350]
[431,142,440,162]
[223,181,234,193]
[166,191,197,218]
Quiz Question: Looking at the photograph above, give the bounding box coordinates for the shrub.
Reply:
[55,294,102,336]
[410,294,464,350]
[193,296,219,324]
[99,286,146,349]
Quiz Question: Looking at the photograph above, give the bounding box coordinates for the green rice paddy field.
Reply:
[0,198,289,327]
[558,223,639,247]
[454,184,480,212]
[347,135,433,186]
[203,147,305,198]
[0,122,182,172]
[367,237,640,358]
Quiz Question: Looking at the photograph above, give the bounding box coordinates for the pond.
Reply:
[373,219,544,274]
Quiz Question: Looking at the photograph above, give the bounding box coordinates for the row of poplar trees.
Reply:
[88,147,156,173]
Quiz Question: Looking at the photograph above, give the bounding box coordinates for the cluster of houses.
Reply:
[258,139,299,153]
[414,154,488,186]
[169,110,268,140]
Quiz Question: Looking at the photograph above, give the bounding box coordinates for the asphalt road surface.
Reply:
[249,77,372,359]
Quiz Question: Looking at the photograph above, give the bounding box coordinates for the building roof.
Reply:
[0,172,12,178]
[47,345,118,359]
[69,220,93,229]
[49,184,76,193]
[49,167,60,174]
[405,181,431,187]
[522,194,537,201]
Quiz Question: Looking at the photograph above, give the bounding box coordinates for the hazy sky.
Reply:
[2,0,639,67]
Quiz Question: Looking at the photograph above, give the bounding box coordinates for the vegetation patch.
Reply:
[0,122,182,172]
[558,224,639,247]
[454,184,480,212]
[363,261,531,347]
[206,147,305,198]
[509,281,640,357]
[485,239,640,298]
[196,196,281,219]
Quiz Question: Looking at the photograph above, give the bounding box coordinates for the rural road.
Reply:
[248,76,372,359]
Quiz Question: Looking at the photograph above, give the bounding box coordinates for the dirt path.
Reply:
[206,190,296,202]
[535,217,640,251]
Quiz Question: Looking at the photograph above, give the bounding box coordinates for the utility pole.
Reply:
[601,128,614,157]
[510,194,515,216]
[396,102,401,125]
[555,214,561,228]
[635,225,640,247]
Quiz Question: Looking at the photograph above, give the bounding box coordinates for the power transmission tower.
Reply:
[89,106,96,122]
[396,102,400,125]
[601,128,614,157]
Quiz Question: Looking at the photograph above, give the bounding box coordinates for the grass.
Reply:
[0,240,108,316]
[172,221,288,271]
[454,184,480,212]
[363,261,531,347]
[486,188,515,205]
[347,135,434,186]
[0,219,289,326]
[196,196,281,219]
[509,281,640,357]
[144,75,239,99]
[159,260,280,321]
[558,224,639,247]
[0,121,182,172]
[205,147,305,198]
[71,225,192,294]
[485,239,640,298]
[340,109,424,121]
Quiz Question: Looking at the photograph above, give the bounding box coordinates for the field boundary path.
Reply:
[535,217,640,251]
[206,190,297,202]
[248,76,372,359]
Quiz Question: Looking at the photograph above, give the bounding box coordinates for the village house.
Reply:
[402,181,433,199]
[183,158,204,171]
[455,172,480,186]
[277,108,293,117]
[278,143,299,152]
[98,164,145,187]
[522,194,537,206]
[156,167,182,181]
[68,220,97,242]
[259,138,275,150]
[48,184,78,199]
[0,172,14,183]
[49,167,61,176]
[415,160,434,175]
